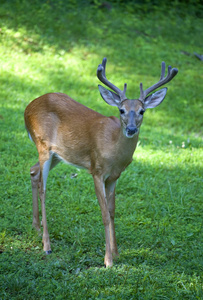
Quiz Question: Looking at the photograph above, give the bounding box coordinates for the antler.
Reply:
[139,62,178,102]
[97,57,127,102]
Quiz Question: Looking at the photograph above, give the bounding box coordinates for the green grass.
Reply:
[0,1,202,299]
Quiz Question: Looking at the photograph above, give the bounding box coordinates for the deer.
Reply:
[24,57,178,267]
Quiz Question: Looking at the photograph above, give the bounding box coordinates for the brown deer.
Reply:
[24,58,178,267]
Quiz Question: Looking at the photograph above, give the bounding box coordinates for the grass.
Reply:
[0,1,202,299]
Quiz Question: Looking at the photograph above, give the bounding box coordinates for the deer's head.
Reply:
[97,58,178,138]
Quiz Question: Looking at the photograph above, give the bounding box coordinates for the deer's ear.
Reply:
[144,88,167,109]
[98,85,121,107]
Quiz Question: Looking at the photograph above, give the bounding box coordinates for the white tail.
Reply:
[24,58,178,267]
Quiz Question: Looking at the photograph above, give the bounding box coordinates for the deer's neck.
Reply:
[117,128,139,159]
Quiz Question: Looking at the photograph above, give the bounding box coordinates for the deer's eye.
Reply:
[119,109,125,114]
[140,109,145,115]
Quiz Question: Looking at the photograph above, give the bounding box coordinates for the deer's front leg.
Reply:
[105,180,119,258]
[93,175,113,267]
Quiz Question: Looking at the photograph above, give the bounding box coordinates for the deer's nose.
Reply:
[126,126,138,136]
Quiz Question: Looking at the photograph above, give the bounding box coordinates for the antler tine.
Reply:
[139,61,178,102]
[101,57,107,78]
[97,57,127,102]
[160,61,166,80]
[139,82,144,100]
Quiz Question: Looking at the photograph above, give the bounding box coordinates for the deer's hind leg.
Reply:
[30,151,60,253]
[38,152,60,254]
[30,162,41,231]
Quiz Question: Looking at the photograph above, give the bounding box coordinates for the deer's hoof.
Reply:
[45,250,52,255]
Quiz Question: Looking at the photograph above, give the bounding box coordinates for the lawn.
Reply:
[0,1,202,299]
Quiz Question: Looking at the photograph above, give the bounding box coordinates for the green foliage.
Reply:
[0,1,202,299]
